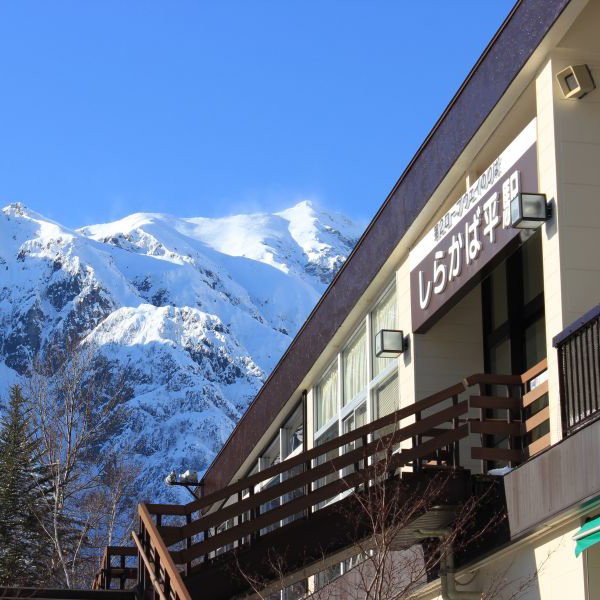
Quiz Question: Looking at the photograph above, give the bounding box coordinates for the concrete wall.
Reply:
[396,242,484,473]
[536,0,600,443]
[417,518,586,600]
[504,418,600,539]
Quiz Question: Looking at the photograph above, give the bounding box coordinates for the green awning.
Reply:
[574,516,600,557]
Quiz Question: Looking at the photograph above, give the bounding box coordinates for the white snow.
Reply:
[0,200,360,501]
[487,466,513,476]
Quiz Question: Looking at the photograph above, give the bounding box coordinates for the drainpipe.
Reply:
[414,528,483,600]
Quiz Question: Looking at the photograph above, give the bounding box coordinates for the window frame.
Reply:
[314,359,341,438]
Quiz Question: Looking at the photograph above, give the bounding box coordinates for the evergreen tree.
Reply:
[0,385,49,586]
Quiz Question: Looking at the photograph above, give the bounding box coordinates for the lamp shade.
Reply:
[375,329,406,358]
[510,193,550,229]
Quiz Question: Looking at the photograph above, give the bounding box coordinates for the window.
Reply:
[343,402,367,436]
[343,328,367,406]
[314,423,339,506]
[342,402,367,476]
[372,286,397,376]
[312,279,399,441]
[258,435,281,535]
[315,563,341,590]
[375,374,400,445]
[481,232,546,459]
[376,374,399,419]
[282,403,303,458]
[316,364,339,431]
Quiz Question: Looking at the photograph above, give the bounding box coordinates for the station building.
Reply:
[88,1,600,599]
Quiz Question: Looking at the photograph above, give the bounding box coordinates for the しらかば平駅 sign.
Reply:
[409,119,538,333]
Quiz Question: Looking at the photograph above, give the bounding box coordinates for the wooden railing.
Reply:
[146,383,471,565]
[466,359,550,468]
[136,365,548,573]
[92,546,137,590]
[134,503,192,600]
[554,302,600,436]
[520,358,550,456]
[95,360,551,597]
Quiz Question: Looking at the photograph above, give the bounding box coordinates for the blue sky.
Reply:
[0,1,514,228]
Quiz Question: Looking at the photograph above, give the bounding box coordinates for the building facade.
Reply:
[87,1,600,600]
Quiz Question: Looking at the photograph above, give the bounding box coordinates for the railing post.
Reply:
[249,485,258,544]
[305,459,312,518]
[412,410,421,472]
[236,490,243,547]
[185,512,192,576]
[164,572,171,600]
[203,528,209,562]
[478,382,489,473]
[153,535,161,600]
[357,433,368,492]
[452,395,460,468]
[102,550,108,590]
[504,382,513,466]
[154,515,162,600]
[120,552,126,590]
[558,342,568,436]
[138,517,145,595]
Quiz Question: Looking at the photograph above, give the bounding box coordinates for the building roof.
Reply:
[201,0,572,494]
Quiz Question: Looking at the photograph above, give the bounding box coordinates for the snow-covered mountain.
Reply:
[0,201,360,500]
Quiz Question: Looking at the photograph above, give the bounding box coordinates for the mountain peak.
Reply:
[2,202,27,216]
[0,200,360,501]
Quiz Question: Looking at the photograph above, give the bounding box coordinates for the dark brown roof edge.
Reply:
[201,0,571,494]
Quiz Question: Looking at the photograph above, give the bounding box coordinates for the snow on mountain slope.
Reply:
[0,201,359,501]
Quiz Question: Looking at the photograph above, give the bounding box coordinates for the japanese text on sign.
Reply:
[418,170,520,310]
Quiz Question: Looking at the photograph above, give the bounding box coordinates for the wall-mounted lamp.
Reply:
[375,329,408,358]
[164,469,201,500]
[510,193,551,229]
[556,64,595,99]
[165,469,198,485]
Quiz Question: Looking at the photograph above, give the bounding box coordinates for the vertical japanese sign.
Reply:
[409,119,538,333]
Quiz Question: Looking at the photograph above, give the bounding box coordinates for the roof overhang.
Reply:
[201,0,583,495]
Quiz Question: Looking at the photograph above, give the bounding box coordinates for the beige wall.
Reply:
[396,245,484,472]
[536,13,600,442]
[418,519,587,600]
[505,417,600,540]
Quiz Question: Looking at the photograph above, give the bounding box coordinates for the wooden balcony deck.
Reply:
[93,361,549,600]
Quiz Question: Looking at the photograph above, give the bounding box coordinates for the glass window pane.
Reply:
[316,365,338,431]
[283,403,303,458]
[372,287,397,376]
[376,374,399,419]
[315,424,339,500]
[343,329,367,405]
[342,403,368,476]
[355,403,367,428]
[522,233,543,305]
[489,262,508,330]
[525,316,546,369]
[488,337,511,415]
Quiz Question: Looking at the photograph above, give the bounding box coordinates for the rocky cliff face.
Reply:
[0,201,360,500]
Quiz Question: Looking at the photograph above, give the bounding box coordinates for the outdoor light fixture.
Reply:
[510,193,551,229]
[556,64,595,99]
[164,469,198,486]
[164,469,202,500]
[180,469,198,484]
[375,329,408,358]
[164,470,177,486]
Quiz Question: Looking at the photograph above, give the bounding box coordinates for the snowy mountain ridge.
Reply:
[0,200,360,500]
